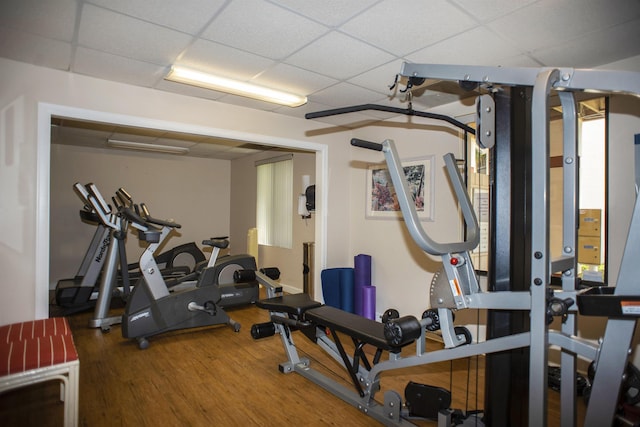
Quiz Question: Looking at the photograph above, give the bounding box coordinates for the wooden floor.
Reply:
[1,296,585,426]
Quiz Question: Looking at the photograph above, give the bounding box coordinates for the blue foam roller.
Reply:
[321,269,342,309]
[339,268,355,313]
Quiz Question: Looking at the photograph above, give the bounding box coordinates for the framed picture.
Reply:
[365,156,434,220]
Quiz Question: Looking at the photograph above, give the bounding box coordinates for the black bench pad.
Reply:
[255,293,322,317]
[305,305,404,352]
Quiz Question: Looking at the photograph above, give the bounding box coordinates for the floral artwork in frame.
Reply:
[365,156,434,220]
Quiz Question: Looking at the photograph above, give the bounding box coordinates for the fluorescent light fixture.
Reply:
[106,139,189,155]
[165,66,307,107]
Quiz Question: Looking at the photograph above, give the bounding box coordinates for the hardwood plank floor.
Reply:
[1,296,585,426]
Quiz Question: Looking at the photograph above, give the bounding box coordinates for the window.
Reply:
[256,155,293,248]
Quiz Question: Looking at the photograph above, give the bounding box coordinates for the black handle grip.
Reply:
[350,138,383,151]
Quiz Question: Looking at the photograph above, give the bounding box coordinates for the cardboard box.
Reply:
[578,236,601,265]
[579,209,601,237]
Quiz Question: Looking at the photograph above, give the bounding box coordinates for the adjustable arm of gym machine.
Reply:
[351,138,479,256]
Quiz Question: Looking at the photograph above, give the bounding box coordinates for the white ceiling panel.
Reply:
[531,18,640,68]
[0,28,72,70]
[269,0,379,26]
[177,39,275,80]
[78,4,193,65]
[487,0,640,53]
[87,0,227,34]
[0,0,77,41]
[285,31,395,80]
[73,47,168,87]
[448,0,540,22]
[339,0,477,56]
[252,63,338,96]
[310,82,389,108]
[348,60,409,96]
[200,0,329,60]
[406,27,523,66]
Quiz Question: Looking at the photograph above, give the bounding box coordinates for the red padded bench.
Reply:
[0,317,79,426]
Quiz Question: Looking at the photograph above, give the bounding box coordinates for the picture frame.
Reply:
[365,156,434,220]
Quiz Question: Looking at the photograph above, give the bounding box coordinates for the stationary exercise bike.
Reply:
[119,204,255,349]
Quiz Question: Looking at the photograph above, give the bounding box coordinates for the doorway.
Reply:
[37,103,327,318]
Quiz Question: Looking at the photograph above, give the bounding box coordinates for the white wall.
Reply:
[0,57,343,324]
[49,144,231,287]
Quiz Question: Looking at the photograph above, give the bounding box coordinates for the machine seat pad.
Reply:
[256,293,322,318]
[305,305,411,352]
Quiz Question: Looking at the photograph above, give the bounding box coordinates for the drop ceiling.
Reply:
[2,0,639,158]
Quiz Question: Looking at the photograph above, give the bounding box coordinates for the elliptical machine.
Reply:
[119,205,248,349]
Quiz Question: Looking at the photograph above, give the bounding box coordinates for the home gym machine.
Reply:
[252,63,640,426]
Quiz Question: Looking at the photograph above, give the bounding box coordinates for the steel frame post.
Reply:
[484,86,532,426]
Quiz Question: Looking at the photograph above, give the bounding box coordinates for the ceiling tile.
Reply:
[0,0,77,41]
[487,0,640,53]
[531,19,640,67]
[268,0,379,26]
[78,4,193,65]
[251,63,338,96]
[339,0,477,56]
[285,31,395,80]
[448,0,540,22]
[73,47,168,87]
[176,39,275,80]
[310,82,389,108]
[0,28,72,70]
[86,0,227,34]
[200,0,329,60]
[598,54,640,72]
[348,60,409,96]
[406,27,523,66]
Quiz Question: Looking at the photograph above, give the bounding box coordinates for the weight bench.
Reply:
[256,293,421,397]
[0,317,79,427]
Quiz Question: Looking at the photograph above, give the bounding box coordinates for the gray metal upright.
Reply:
[529,68,559,427]
[558,91,579,427]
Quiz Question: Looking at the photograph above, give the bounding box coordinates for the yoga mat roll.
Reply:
[321,268,355,312]
[321,269,342,309]
[354,254,372,316]
[339,268,355,313]
[354,254,372,287]
[362,285,376,320]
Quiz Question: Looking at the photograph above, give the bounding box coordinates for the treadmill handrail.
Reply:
[351,138,479,255]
